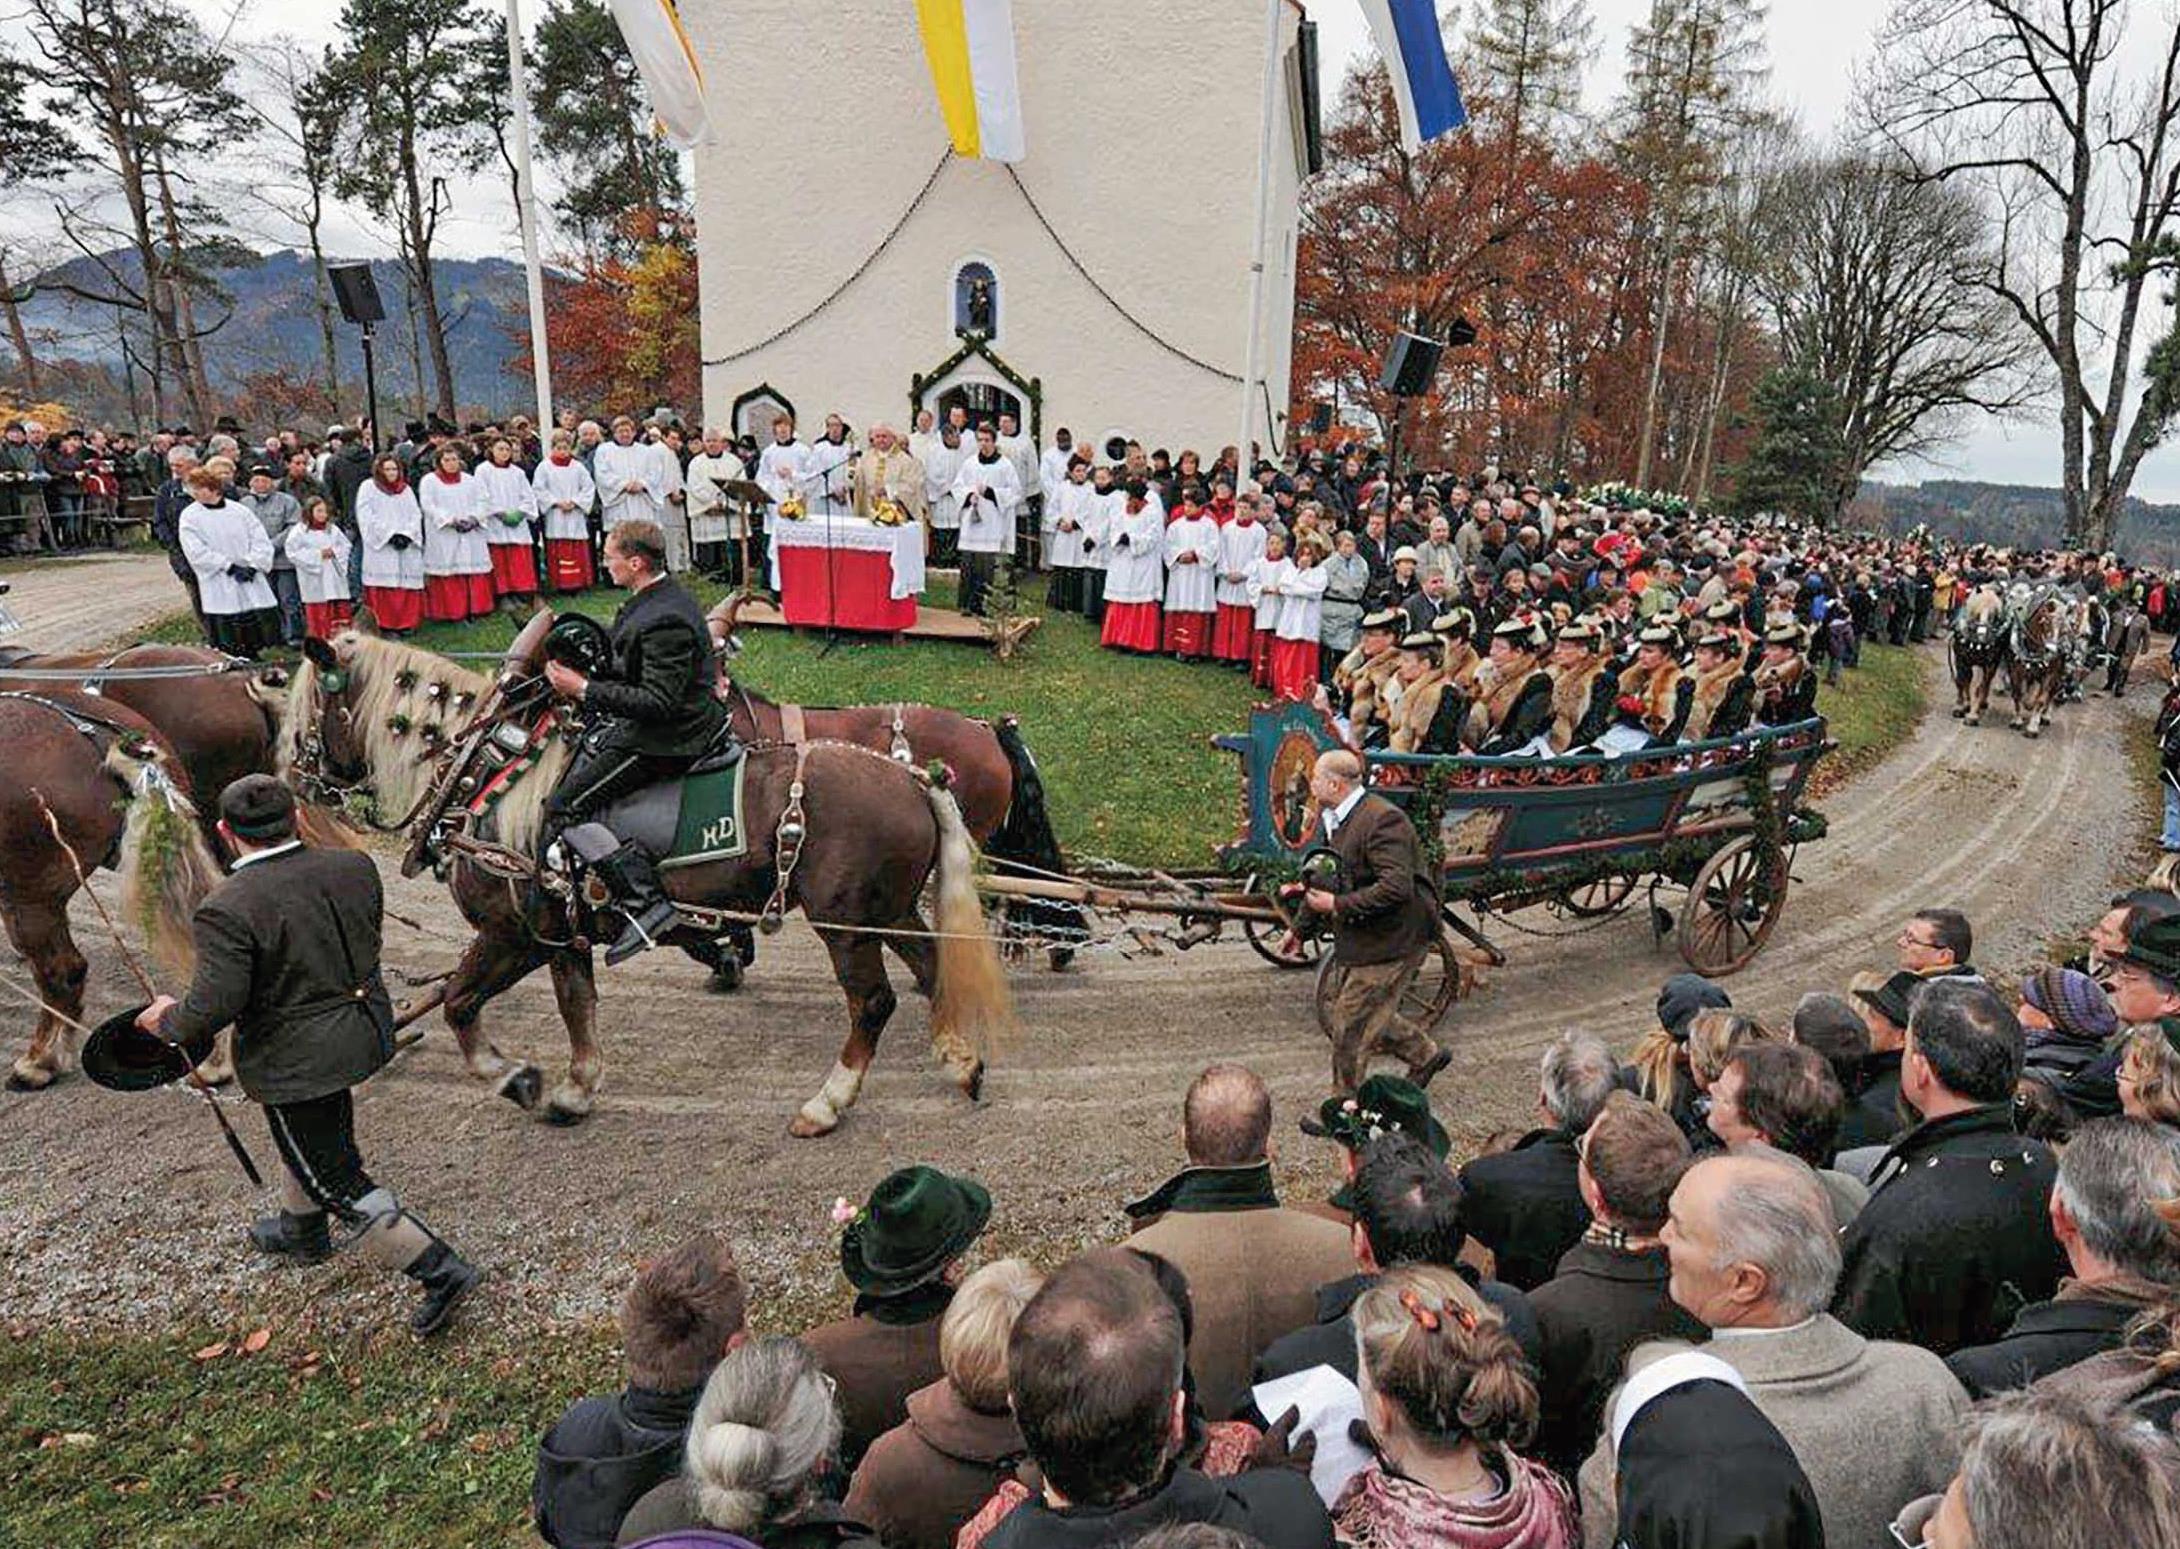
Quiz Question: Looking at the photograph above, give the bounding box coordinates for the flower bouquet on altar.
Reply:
[869,494,910,527]
[778,495,807,521]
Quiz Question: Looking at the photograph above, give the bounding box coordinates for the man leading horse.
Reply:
[540,518,734,963]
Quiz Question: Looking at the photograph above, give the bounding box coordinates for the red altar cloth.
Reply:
[777,546,918,632]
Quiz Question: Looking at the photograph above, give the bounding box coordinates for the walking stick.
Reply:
[34,792,264,1187]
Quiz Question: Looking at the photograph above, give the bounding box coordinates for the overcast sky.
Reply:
[172,0,2179,498]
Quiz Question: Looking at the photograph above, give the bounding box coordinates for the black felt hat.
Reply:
[1852,970,1923,1030]
[218,773,297,841]
[2116,913,2180,983]
[80,1004,206,1092]
[840,1165,991,1295]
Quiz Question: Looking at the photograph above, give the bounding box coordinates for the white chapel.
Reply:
[688,0,1319,460]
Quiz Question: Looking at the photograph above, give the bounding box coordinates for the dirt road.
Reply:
[0,552,187,653]
[0,646,2151,1335]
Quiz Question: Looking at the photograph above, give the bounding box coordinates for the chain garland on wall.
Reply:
[702,149,956,368]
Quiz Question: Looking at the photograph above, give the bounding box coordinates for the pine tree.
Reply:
[1465,0,1594,147]
[328,0,498,422]
[1728,367,1848,523]
[0,51,71,395]
[527,0,686,259]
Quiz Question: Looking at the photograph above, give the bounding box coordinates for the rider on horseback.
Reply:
[541,518,732,963]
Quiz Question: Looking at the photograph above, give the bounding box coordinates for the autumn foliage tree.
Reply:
[515,210,698,415]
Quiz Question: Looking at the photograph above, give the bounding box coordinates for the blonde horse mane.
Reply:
[282,632,571,852]
[106,741,224,980]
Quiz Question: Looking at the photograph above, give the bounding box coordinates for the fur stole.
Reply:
[1548,658,1607,750]
[1684,659,1747,742]
[1618,659,1684,734]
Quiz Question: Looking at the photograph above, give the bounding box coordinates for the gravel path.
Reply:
[0,552,186,652]
[0,645,2151,1338]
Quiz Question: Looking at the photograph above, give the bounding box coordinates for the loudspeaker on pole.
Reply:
[327,263,387,328]
[1378,331,1445,398]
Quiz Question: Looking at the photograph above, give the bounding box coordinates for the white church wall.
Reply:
[690,0,1304,461]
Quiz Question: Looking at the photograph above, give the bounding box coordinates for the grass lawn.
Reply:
[0,1320,617,1549]
[1805,639,1929,802]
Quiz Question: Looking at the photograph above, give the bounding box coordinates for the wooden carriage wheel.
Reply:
[1676,833,1789,976]
[1312,929,1469,1045]
[1549,873,1637,919]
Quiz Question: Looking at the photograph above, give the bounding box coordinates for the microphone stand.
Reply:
[802,441,855,658]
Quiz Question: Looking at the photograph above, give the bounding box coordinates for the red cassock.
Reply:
[424,572,496,621]
[1212,604,1255,661]
[362,585,423,632]
[1250,629,1277,688]
[304,599,355,640]
[1162,610,1211,656]
[546,539,594,592]
[1269,637,1320,701]
[1101,600,1162,653]
[490,545,539,596]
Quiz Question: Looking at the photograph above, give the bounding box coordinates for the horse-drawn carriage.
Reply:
[975,701,1831,1050]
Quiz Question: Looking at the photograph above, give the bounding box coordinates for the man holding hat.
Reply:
[804,1163,990,1469]
[129,774,479,1336]
[1293,1072,1451,1227]
[1334,606,1405,747]
[1546,615,1616,752]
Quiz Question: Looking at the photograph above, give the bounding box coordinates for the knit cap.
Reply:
[2021,966,2118,1045]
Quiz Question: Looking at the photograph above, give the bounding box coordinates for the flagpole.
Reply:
[1236,0,1283,481]
[506,0,554,431]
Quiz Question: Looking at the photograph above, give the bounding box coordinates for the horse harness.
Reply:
[0,689,154,751]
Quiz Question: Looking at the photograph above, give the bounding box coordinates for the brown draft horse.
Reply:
[1,691,223,1088]
[707,597,1081,954]
[283,626,1018,1136]
[2007,589,2078,738]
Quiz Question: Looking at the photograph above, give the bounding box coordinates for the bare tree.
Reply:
[232,39,349,407]
[1752,149,2036,515]
[1872,0,2180,547]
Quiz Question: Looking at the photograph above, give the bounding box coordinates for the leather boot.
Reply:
[247,1210,332,1264]
[404,1240,480,1337]
[592,844,683,966]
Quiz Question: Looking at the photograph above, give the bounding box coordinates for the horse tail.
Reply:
[984,717,1088,943]
[924,777,1018,1071]
[105,740,223,981]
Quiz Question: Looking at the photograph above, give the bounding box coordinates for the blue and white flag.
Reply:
[1357,0,1468,153]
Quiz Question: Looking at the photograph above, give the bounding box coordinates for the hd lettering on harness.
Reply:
[699,814,738,850]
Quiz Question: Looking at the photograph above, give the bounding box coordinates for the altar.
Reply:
[766,515,926,632]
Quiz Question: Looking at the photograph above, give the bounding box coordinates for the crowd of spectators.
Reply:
[520,896,2180,1549]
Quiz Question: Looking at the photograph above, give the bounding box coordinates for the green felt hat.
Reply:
[840,1165,991,1295]
[2117,914,2180,985]
[1301,1074,1451,1158]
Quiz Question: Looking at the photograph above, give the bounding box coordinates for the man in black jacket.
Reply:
[1529,1092,1705,1476]
[136,776,478,1335]
[1832,979,2063,1355]
[1458,1030,1617,1289]
[533,1232,748,1548]
[1249,1131,1538,1410]
[1946,1118,2180,1396]
[543,517,729,962]
[989,1248,1331,1549]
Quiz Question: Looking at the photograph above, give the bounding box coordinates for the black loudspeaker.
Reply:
[1308,402,1333,435]
[1379,331,1445,397]
[327,262,386,327]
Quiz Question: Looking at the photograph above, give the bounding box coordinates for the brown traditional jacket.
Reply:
[1754,653,1809,721]
[1618,659,1685,736]
[1684,659,1750,742]
[1389,670,1456,754]
[1548,658,1610,751]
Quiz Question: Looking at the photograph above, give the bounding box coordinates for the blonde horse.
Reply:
[283,629,1017,1135]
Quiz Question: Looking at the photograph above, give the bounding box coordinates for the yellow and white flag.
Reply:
[915,0,1025,162]
[609,0,710,149]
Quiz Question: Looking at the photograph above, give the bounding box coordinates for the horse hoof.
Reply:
[497,1065,544,1110]
[1951,706,1966,718]
[6,1065,57,1091]
[788,1109,837,1139]
[962,1061,986,1104]
[706,960,743,994]
[1047,947,1075,972]
[543,1100,589,1127]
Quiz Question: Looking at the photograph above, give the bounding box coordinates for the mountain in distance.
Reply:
[1852,477,2180,565]
[16,247,544,415]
